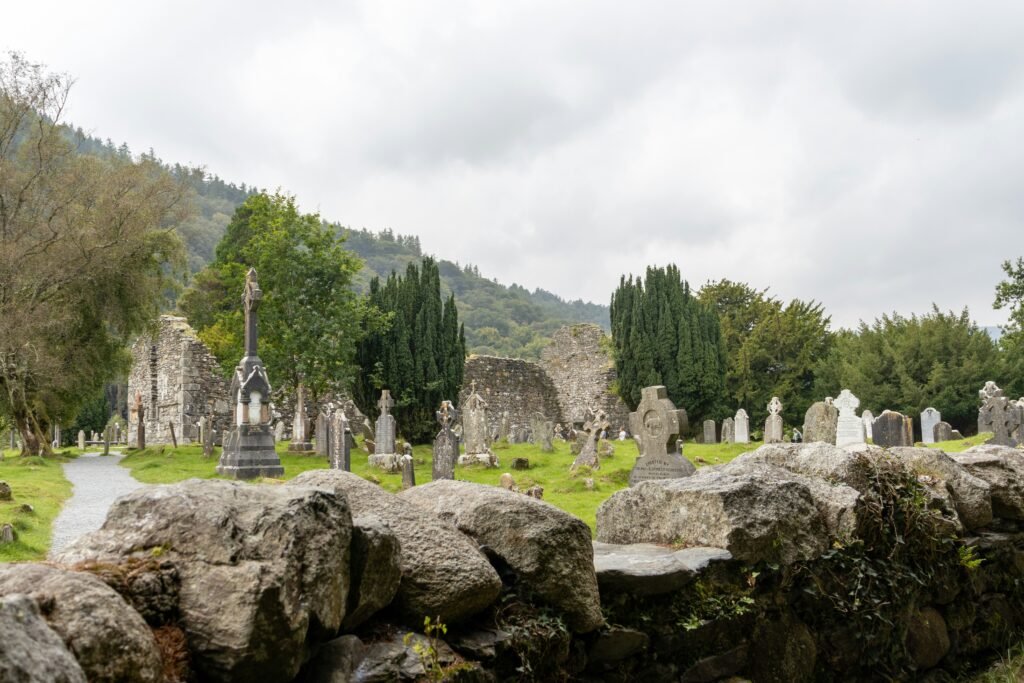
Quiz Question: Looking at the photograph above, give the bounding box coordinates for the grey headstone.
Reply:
[702,420,717,444]
[374,390,397,456]
[802,401,838,444]
[933,421,954,442]
[627,386,695,485]
[834,389,866,449]
[920,407,941,445]
[202,414,214,458]
[764,397,784,444]
[733,409,749,444]
[433,401,459,481]
[315,410,329,457]
[329,410,350,471]
[572,409,609,471]
[274,421,286,443]
[401,452,416,489]
[721,417,735,444]
[979,389,1021,447]
[872,410,914,448]
[462,386,490,456]
[77,431,85,450]
[531,412,554,452]
[861,410,874,441]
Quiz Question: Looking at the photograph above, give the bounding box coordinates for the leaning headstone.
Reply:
[289,386,313,453]
[834,389,866,449]
[920,407,941,445]
[432,401,459,481]
[216,268,284,479]
[77,430,85,450]
[933,421,954,442]
[315,410,330,457]
[368,390,400,472]
[702,419,717,444]
[872,410,914,448]
[329,409,350,471]
[530,412,554,452]
[764,396,784,444]
[459,384,497,467]
[628,386,695,485]
[734,408,749,444]
[979,386,1021,447]
[721,417,735,444]
[572,409,610,471]
[861,409,874,441]
[803,401,839,444]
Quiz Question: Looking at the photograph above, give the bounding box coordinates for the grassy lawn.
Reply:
[0,450,77,562]
[930,432,996,453]
[120,438,763,533]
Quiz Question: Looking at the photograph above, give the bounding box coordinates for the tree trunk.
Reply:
[16,414,51,457]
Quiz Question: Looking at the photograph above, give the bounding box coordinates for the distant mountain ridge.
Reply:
[71,131,609,359]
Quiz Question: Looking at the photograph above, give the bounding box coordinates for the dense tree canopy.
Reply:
[178,192,373,406]
[0,52,188,454]
[994,257,1024,399]
[610,265,726,419]
[812,307,1000,433]
[353,257,466,443]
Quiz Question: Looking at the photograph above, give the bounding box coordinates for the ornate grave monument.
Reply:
[628,386,695,486]
[764,396,784,444]
[216,269,284,479]
[459,383,498,467]
[368,390,401,472]
[433,400,459,480]
[834,389,867,449]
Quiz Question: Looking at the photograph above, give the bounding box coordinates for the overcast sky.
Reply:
[4,1,1022,328]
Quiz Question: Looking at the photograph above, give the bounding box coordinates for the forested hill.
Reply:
[340,227,610,358]
[72,131,609,359]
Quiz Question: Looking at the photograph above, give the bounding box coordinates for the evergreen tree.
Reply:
[610,266,726,419]
[353,258,466,443]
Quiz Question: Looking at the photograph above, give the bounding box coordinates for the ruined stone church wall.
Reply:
[127,316,231,446]
[540,323,631,429]
[458,356,565,436]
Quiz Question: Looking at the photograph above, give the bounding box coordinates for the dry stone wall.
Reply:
[126,316,230,445]
[541,324,630,429]
[458,355,564,437]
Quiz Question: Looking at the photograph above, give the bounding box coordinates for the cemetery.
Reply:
[4,30,1024,683]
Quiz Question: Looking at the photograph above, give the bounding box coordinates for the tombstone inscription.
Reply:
[834,389,866,449]
[627,386,696,486]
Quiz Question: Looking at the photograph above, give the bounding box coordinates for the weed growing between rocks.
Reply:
[492,588,573,682]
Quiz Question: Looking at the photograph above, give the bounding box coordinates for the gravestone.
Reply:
[978,381,1002,433]
[216,268,284,479]
[289,386,313,453]
[764,397,784,444]
[114,423,121,444]
[531,412,554,452]
[920,407,941,445]
[721,417,735,444]
[459,383,497,467]
[369,390,400,472]
[103,426,111,455]
[933,421,954,442]
[702,419,717,444]
[315,410,330,457]
[1016,398,1024,445]
[433,400,459,481]
[872,410,914,448]
[133,392,146,450]
[834,389,867,449]
[329,409,350,471]
[401,449,416,489]
[802,401,838,444]
[979,387,1021,447]
[572,409,610,471]
[499,411,511,442]
[274,421,285,443]
[202,412,214,458]
[628,386,695,485]
[734,408,749,444]
[77,430,85,450]
[861,409,874,441]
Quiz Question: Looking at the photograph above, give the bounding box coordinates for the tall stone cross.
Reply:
[378,389,395,417]
[630,386,685,457]
[768,396,783,415]
[243,268,262,358]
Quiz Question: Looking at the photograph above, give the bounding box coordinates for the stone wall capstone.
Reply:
[127,316,231,446]
[540,324,630,430]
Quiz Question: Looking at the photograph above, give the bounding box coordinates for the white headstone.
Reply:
[920,407,941,444]
[834,389,866,449]
[734,408,749,444]
[861,409,874,441]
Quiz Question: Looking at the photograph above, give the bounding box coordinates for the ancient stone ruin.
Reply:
[126,315,230,447]
[540,323,630,429]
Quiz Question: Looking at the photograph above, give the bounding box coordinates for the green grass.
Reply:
[0,451,76,562]
[120,438,762,533]
[931,432,998,453]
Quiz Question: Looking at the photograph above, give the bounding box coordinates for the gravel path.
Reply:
[48,451,144,557]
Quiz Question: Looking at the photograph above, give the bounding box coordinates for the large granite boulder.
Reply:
[597,462,858,564]
[0,594,86,683]
[343,515,402,631]
[291,470,501,625]
[889,447,993,530]
[54,480,352,683]
[732,441,877,491]
[401,480,603,633]
[0,564,161,682]
[950,445,1024,520]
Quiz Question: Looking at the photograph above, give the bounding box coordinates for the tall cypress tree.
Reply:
[354,257,466,443]
[610,265,726,418]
